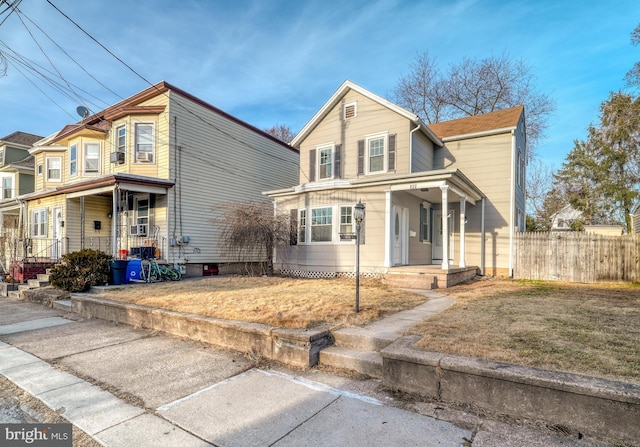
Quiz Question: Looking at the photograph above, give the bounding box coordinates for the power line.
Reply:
[15,6,123,102]
[45,0,300,171]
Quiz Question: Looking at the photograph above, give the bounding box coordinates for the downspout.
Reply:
[509,130,516,277]
[409,124,421,173]
[481,197,485,276]
[112,184,119,258]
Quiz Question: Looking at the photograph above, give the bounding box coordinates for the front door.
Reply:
[52,206,63,259]
[392,206,408,265]
[432,210,454,262]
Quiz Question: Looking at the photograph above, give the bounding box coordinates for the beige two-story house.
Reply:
[15,82,299,279]
[266,81,526,284]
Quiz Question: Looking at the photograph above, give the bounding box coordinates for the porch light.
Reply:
[354,200,365,313]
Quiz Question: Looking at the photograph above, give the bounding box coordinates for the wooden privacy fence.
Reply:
[514,232,640,283]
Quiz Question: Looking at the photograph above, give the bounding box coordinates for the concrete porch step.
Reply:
[319,346,383,378]
[28,279,49,288]
[0,282,18,297]
[37,273,51,282]
[383,272,438,290]
[8,290,20,299]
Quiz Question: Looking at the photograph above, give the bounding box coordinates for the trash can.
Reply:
[126,259,142,283]
[110,260,129,285]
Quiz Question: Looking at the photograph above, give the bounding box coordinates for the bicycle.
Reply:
[140,259,182,282]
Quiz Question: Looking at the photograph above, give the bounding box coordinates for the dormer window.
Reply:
[344,102,357,120]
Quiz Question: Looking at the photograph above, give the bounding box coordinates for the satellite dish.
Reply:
[76,106,90,119]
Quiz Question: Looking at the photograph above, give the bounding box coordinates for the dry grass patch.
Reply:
[407,278,640,384]
[103,276,426,329]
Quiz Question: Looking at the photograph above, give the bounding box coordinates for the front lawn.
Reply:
[406,278,640,384]
[101,275,640,384]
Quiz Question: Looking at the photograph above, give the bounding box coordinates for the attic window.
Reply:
[344,102,357,120]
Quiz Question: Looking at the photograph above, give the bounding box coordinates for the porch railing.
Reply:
[13,238,69,262]
[85,237,114,256]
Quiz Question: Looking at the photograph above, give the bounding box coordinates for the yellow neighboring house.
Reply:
[265,81,526,282]
[0,131,43,272]
[10,82,298,281]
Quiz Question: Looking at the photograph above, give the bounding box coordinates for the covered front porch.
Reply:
[371,169,485,274]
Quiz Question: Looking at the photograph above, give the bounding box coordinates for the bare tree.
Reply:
[526,158,555,218]
[214,201,292,276]
[394,51,556,155]
[264,123,295,144]
[625,23,640,88]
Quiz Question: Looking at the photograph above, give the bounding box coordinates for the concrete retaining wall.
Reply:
[72,295,332,368]
[381,336,640,445]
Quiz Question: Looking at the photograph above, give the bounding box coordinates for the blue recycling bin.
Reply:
[126,259,142,283]
[110,260,129,285]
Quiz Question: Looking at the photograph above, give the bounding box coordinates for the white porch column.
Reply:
[459,197,466,268]
[440,185,449,270]
[384,190,392,267]
[112,186,118,258]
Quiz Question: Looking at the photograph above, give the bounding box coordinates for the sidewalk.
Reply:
[0,297,614,447]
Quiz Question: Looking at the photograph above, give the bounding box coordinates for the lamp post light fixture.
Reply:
[354,200,365,313]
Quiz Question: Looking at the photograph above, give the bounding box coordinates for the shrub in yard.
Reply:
[50,249,112,292]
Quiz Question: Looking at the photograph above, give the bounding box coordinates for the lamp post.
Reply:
[354,200,365,313]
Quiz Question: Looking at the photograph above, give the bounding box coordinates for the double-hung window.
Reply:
[2,177,12,199]
[340,206,353,235]
[319,147,333,180]
[46,157,62,182]
[419,203,431,242]
[31,209,47,237]
[135,123,154,162]
[84,143,100,173]
[311,207,332,242]
[298,209,306,243]
[368,136,385,173]
[69,144,77,177]
[116,125,126,153]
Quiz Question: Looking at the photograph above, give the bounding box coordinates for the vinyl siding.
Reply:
[65,196,112,254]
[164,91,299,264]
[299,90,411,184]
[411,128,435,173]
[434,132,514,273]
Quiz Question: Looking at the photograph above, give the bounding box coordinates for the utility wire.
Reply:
[15,7,123,102]
[45,0,300,171]
[14,5,85,107]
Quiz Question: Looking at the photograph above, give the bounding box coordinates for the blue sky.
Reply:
[0,0,638,170]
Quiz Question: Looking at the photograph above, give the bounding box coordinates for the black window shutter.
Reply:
[334,144,342,179]
[357,140,365,175]
[419,203,425,242]
[309,149,316,182]
[289,209,298,245]
[388,134,396,171]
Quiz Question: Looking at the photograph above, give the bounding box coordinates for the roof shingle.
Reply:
[427,105,524,139]
[0,131,44,147]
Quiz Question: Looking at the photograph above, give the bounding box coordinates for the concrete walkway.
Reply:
[0,296,614,447]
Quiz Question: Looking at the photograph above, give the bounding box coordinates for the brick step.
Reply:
[332,327,398,352]
[319,346,383,378]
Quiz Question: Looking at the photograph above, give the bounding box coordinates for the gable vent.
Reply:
[344,102,357,120]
